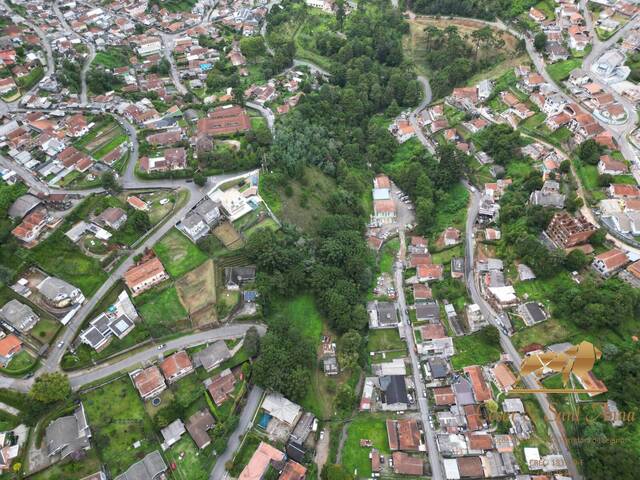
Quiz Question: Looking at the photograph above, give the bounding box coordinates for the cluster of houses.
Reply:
[0,111,121,188]
[529,1,591,60]
[0,19,46,99]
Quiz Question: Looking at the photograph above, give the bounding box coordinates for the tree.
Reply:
[29,373,71,404]
[244,326,260,357]
[335,383,356,413]
[534,32,547,52]
[130,210,151,233]
[193,172,207,187]
[564,249,590,271]
[576,139,602,165]
[338,330,363,370]
[321,465,354,480]
[100,171,120,192]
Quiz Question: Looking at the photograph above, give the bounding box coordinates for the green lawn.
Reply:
[520,112,546,130]
[154,229,209,278]
[451,328,502,370]
[136,285,188,337]
[30,231,108,296]
[430,183,469,241]
[1,350,36,374]
[267,295,323,346]
[81,377,160,476]
[342,414,391,478]
[379,238,399,274]
[92,47,131,69]
[367,329,406,352]
[165,435,215,480]
[547,59,582,83]
[93,133,127,160]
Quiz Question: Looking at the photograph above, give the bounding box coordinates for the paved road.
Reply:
[69,324,265,390]
[409,75,436,154]
[246,101,275,133]
[463,183,582,480]
[209,385,264,480]
[394,230,443,480]
[159,32,189,96]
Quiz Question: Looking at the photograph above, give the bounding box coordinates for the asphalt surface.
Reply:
[409,75,436,154]
[394,230,444,480]
[69,324,265,390]
[209,385,264,480]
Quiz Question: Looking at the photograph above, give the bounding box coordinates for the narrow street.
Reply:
[393,230,444,480]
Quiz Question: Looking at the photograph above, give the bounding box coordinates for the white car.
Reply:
[159,198,170,205]
[319,430,325,440]
[57,341,64,348]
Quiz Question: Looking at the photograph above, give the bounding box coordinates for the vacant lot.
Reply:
[342,414,391,478]
[154,230,209,278]
[451,328,502,370]
[368,329,406,352]
[136,285,189,337]
[213,221,244,250]
[82,377,160,477]
[547,58,582,83]
[93,47,130,69]
[379,238,399,274]
[176,259,218,326]
[268,295,323,346]
[75,117,127,160]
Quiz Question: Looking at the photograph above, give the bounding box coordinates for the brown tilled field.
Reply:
[175,259,218,327]
[213,221,244,250]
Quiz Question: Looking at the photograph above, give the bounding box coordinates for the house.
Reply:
[379,375,409,411]
[160,350,194,383]
[529,180,565,208]
[518,302,547,326]
[140,148,187,173]
[0,77,16,94]
[79,309,136,352]
[434,386,456,406]
[131,366,167,400]
[451,257,464,279]
[467,304,488,332]
[127,196,149,211]
[392,452,424,476]
[529,6,546,22]
[592,248,629,277]
[415,302,440,323]
[238,442,285,480]
[610,184,640,199]
[443,227,461,246]
[114,451,167,480]
[186,409,215,449]
[206,368,236,406]
[598,155,628,175]
[262,393,302,426]
[0,335,21,367]
[417,264,444,282]
[0,299,39,332]
[545,212,597,248]
[197,105,251,137]
[37,276,84,309]
[492,362,517,393]
[179,212,209,242]
[96,207,127,230]
[225,266,256,289]
[279,460,307,480]
[11,209,48,244]
[123,257,169,296]
[369,301,399,328]
[193,341,231,371]
[464,365,492,402]
[160,419,185,449]
[44,403,91,460]
[413,283,432,301]
[386,418,422,451]
[373,199,396,224]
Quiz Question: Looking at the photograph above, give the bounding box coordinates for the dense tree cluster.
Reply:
[424,26,506,98]
[475,124,525,165]
[409,0,537,20]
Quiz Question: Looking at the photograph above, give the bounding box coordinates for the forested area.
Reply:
[422,25,509,98]
[408,0,537,21]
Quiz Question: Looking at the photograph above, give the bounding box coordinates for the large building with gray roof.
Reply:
[114,450,167,480]
[44,403,92,460]
[0,299,39,332]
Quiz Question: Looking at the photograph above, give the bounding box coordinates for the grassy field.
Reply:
[293,10,337,72]
[1,350,36,374]
[342,414,391,478]
[175,259,218,327]
[165,435,215,480]
[258,167,335,232]
[154,230,209,278]
[379,238,399,274]
[93,47,131,69]
[136,285,189,337]
[267,295,323,345]
[451,328,502,370]
[430,183,469,242]
[30,232,108,296]
[82,377,160,476]
[547,59,582,83]
[367,329,405,352]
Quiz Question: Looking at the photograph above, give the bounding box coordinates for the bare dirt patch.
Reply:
[213,221,244,250]
[175,259,218,327]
